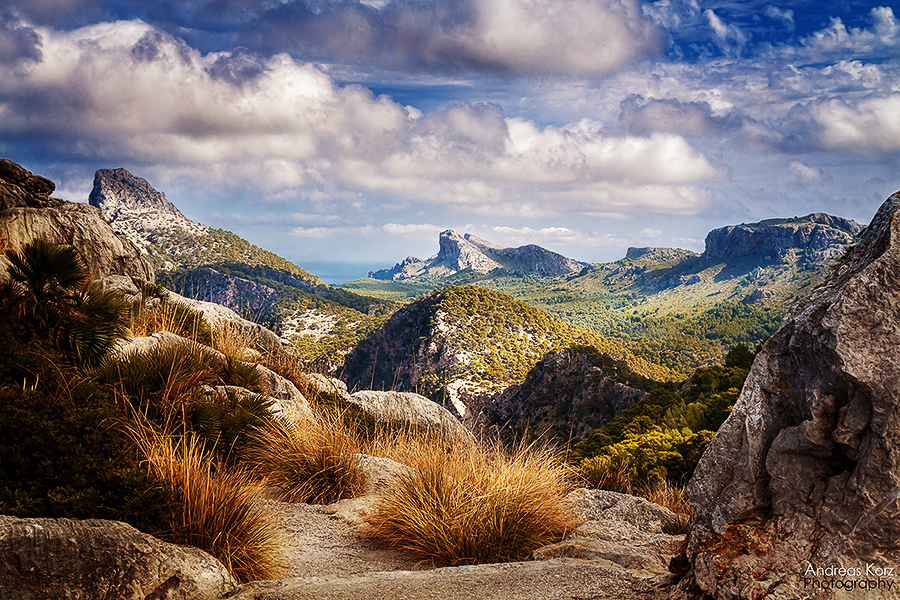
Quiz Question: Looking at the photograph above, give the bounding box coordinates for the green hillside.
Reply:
[343,285,680,401]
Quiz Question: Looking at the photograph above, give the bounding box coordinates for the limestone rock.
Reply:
[300,373,354,403]
[369,229,587,280]
[349,390,470,440]
[0,515,235,600]
[0,158,153,281]
[672,191,900,599]
[353,454,415,495]
[531,489,681,575]
[702,212,863,263]
[165,290,300,357]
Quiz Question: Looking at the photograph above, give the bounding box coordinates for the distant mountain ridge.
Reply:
[369,230,588,280]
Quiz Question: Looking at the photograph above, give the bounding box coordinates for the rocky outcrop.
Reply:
[0,159,153,281]
[299,374,468,440]
[702,213,863,263]
[369,230,587,280]
[89,167,185,221]
[349,390,470,441]
[482,346,648,442]
[532,489,681,573]
[671,191,900,599]
[0,515,235,600]
[164,267,279,320]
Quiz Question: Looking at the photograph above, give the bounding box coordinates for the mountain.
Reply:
[480,345,658,443]
[369,230,588,280]
[341,285,678,423]
[88,167,395,364]
[346,212,863,376]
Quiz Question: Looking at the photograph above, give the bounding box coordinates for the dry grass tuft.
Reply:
[642,480,693,534]
[246,412,364,505]
[128,422,285,583]
[365,439,580,566]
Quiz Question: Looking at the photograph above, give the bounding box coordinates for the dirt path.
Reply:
[227,496,668,600]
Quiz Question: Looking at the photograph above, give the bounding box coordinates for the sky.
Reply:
[1,0,899,283]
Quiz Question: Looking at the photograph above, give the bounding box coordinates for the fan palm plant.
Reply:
[1,239,129,368]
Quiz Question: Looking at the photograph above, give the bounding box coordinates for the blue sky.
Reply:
[1,1,899,282]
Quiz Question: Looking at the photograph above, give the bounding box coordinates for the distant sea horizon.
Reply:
[302,261,388,285]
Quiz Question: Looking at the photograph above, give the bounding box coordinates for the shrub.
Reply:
[365,439,579,566]
[246,414,364,504]
[0,331,174,535]
[129,423,284,583]
[578,455,633,493]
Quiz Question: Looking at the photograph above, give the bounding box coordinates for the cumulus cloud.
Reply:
[245,0,665,76]
[787,160,823,183]
[0,18,730,226]
[618,95,744,136]
[794,94,900,153]
[704,9,748,53]
[800,7,899,57]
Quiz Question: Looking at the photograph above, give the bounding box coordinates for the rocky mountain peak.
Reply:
[0,158,153,281]
[370,230,588,280]
[89,168,184,222]
[702,212,864,263]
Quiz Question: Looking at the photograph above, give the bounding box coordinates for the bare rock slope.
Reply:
[671,191,900,599]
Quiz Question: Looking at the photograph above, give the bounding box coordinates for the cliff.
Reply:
[702,213,863,263]
[670,191,900,599]
[0,159,153,281]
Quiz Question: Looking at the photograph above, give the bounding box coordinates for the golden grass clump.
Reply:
[129,423,285,583]
[365,439,580,566]
[642,479,693,535]
[246,413,365,505]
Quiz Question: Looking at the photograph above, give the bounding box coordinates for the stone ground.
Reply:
[226,495,675,600]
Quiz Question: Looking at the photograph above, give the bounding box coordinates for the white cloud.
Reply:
[802,94,900,153]
[704,9,748,52]
[764,6,794,29]
[457,0,665,75]
[801,7,899,55]
[787,160,823,183]
[381,223,444,235]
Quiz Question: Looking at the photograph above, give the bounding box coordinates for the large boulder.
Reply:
[0,158,153,281]
[349,390,471,441]
[0,515,235,600]
[532,489,681,575]
[672,191,900,599]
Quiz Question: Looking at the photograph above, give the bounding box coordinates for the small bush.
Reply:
[129,423,284,583]
[365,439,579,566]
[0,332,174,535]
[246,414,364,504]
[579,455,633,493]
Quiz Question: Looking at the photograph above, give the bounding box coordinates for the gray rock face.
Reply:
[0,515,235,600]
[369,230,587,280]
[349,390,470,440]
[89,167,184,221]
[673,191,900,599]
[0,159,154,281]
[702,213,863,263]
[532,489,680,574]
[482,346,648,441]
